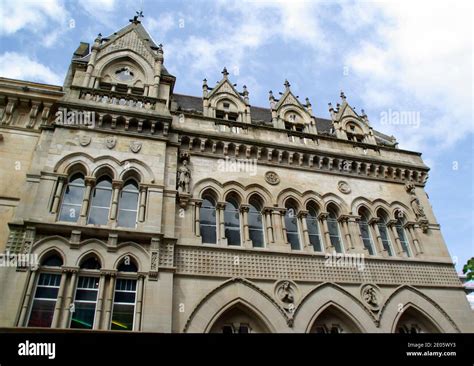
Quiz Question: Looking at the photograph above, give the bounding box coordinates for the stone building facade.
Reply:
[0,19,472,333]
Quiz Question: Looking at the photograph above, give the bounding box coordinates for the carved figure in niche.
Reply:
[177,159,191,194]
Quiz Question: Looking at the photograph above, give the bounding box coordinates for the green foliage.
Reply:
[462,257,474,281]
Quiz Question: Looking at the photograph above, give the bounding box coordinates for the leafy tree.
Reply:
[462,257,474,281]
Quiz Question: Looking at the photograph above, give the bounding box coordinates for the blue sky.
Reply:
[0,0,472,271]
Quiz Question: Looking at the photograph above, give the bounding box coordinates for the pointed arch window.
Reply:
[307,205,322,252]
[284,201,300,250]
[224,198,241,246]
[27,253,63,328]
[395,214,411,257]
[248,197,264,248]
[327,206,343,253]
[111,258,138,331]
[59,173,85,222]
[87,176,113,225]
[117,180,139,228]
[377,210,393,256]
[358,208,375,255]
[200,195,217,244]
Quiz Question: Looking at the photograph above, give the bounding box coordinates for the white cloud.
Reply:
[344,1,473,152]
[79,0,116,13]
[0,0,68,35]
[0,52,62,85]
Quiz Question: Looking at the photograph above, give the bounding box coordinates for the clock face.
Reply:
[115,66,134,81]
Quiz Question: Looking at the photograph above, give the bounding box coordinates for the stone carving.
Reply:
[405,183,428,232]
[79,135,91,147]
[105,136,116,149]
[337,180,351,194]
[130,141,142,153]
[360,284,381,311]
[265,171,280,185]
[177,159,191,194]
[274,280,299,312]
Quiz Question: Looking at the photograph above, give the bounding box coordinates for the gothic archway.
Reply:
[209,302,272,333]
[308,303,363,333]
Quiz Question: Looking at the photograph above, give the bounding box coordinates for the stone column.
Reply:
[349,216,366,254]
[17,267,38,326]
[318,212,332,252]
[110,180,123,221]
[194,201,202,237]
[406,222,423,256]
[271,208,286,247]
[51,270,68,328]
[217,202,226,245]
[138,185,148,222]
[263,208,274,244]
[133,273,145,331]
[51,174,68,214]
[298,210,310,249]
[240,204,251,248]
[93,273,107,330]
[102,271,117,329]
[338,215,352,252]
[368,218,386,256]
[60,268,78,328]
[388,220,404,256]
[80,176,96,223]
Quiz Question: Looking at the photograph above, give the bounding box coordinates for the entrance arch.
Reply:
[308,303,363,333]
[209,301,272,333]
[394,305,441,333]
[183,278,290,333]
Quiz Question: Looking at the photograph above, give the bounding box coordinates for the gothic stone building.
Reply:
[0,20,472,334]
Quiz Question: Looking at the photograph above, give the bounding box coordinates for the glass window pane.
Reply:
[28,300,55,327]
[201,225,216,244]
[91,187,113,208]
[117,210,137,228]
[328,218,342,253]
[70,302,96,329]
[75,289,98,302]
[114,291,136,303]
[111,304,134,330]
[119,191,139,210]
[285,208,300,250]
[88,207,110,225]
[34,286,59,299]
[63,185,85,204]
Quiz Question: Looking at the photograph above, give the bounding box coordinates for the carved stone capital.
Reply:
[318,211,329,220]
[62,266,79,274]
[368,217,380,225]
[100,269,117,277]
[84,176,96,186]
[112,180,124,190]
[239,204,250,213]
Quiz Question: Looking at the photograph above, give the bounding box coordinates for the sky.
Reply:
[0,0,472,271]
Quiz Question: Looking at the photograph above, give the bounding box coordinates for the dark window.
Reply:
[70,276,99,329]
[117,180,139,228]
[248,200,264,248]
[28,273,61,327]
[396,217,411,257]
[327,208,343,253]
[224,198,241,246]
[200,197,217,244]
[41,254,63,267]
[377,214,393,256]
[80,256,101,270]
[117,259,138,273]
[284,205,300,250]
[59,173,85,222]
[87,176,113,225]
[358,211,375,255]
[307,206,322,252]
[111,279,136,331]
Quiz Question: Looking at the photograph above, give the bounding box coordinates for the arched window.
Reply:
[377,210,393,256]
[59,173,85,222]
[70,254,102,330]
[307,204,322,252]
[87,176,113,225]
[327,205,343,253]
[117,180,139,228]
[200,195,217,244]
[284,200,300,250]
[395,213,411,257]
[358,208,375,255]
[224,197,241,246]
[111,257,138,331]
[27,253,63,328]
[248,196,264,248]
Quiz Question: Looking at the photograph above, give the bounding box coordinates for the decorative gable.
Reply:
[269,80,317,133]
[328,92,376,145]
[202,67,251,123]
